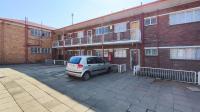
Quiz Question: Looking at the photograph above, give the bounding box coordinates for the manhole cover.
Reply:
[187,87,200,92]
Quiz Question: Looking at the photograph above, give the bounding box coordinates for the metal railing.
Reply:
[45,59,67,65]
[52,29,141,48]
[137,67,198,84]
[52,40,64,48]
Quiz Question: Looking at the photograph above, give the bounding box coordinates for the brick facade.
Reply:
[0,20,53,64]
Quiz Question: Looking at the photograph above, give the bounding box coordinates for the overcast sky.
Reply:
[0,0,156,28]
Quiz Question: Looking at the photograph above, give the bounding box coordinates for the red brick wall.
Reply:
[0,21,53,64]
[145,48,200,71]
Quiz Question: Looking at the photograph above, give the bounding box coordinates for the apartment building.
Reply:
[0,18,54,64]
[52,0,200,71]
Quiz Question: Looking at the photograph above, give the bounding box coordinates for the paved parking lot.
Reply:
[1,64,200,112]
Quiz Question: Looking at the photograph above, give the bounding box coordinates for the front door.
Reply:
[87,30,92,44]
[130,21,140,40]
[130,49,140,70]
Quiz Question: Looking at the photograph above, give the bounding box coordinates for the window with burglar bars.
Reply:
[170,48,200,60]
[145,49,158,56]
[144,16,157,26]
[31,48,51,54]
[169,8,200,25]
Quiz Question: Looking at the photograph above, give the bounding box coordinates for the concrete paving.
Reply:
[0,64,200,112]
[0,65,93,112]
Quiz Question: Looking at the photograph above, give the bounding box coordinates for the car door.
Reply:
[87,57,99,75]
[95,57,106,73]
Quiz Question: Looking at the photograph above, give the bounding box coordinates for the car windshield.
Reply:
[69,57,81,64]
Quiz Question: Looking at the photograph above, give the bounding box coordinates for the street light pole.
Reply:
[72,13,74,25]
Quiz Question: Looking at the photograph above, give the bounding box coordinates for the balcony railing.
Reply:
[52,29,141,48]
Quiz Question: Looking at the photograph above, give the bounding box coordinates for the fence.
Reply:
[136,67,198,84]
[45,59,67,65]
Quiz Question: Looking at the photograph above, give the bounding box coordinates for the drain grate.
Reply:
[146,109,156,112]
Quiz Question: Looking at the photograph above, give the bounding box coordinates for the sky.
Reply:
[0,0,156,28]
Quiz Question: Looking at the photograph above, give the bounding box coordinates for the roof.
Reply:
[58,0,198,32]
[0,17,55,30]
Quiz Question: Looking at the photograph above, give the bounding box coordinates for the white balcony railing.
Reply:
[52,29,141,48]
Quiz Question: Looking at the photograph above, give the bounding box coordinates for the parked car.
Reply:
[66,56,112,80]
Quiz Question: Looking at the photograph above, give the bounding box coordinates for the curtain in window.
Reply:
[77,31,84,38]
[195,48,200,60]
[195,9,200,21]
[114,22,127,33]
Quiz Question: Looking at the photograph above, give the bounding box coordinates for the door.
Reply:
[130,49,140,70]
[87,30,93,44]
[130,21,140,40]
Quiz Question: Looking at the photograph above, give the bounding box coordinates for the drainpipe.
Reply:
[24,17,29,64]
[140,13,145,67]
[1,20,5,64]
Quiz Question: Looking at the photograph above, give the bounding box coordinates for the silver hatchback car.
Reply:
[66,56,111,80]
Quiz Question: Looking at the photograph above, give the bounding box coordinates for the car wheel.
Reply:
[82,72,90,81]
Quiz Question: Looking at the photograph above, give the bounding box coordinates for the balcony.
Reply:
[52,29,141,48]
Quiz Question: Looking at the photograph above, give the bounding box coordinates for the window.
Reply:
[68,33,73,38]
[31,48,37,54]
[41,48,45,54]
[44,48,48,54]
[169,8,200,25]
[57,35,62,40]
[87,57,96,64]
[48,48,51,54]
[144,17,157,26]
[31,29,51,37]
[37,48,41,54]
[95,57,104,63]
[114,22,127,33]
[77,31,84,38]
[66,51,72,55]
[104,50,109,57]
[31,47,51,54]
[96,27,110,35]
[74,51,80,56]
[114,49,127,58]
[170,48,200,60]
[69,57,82,64]
[94,49,111,57]
[95,50,103,57]
[145,49,158,56]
